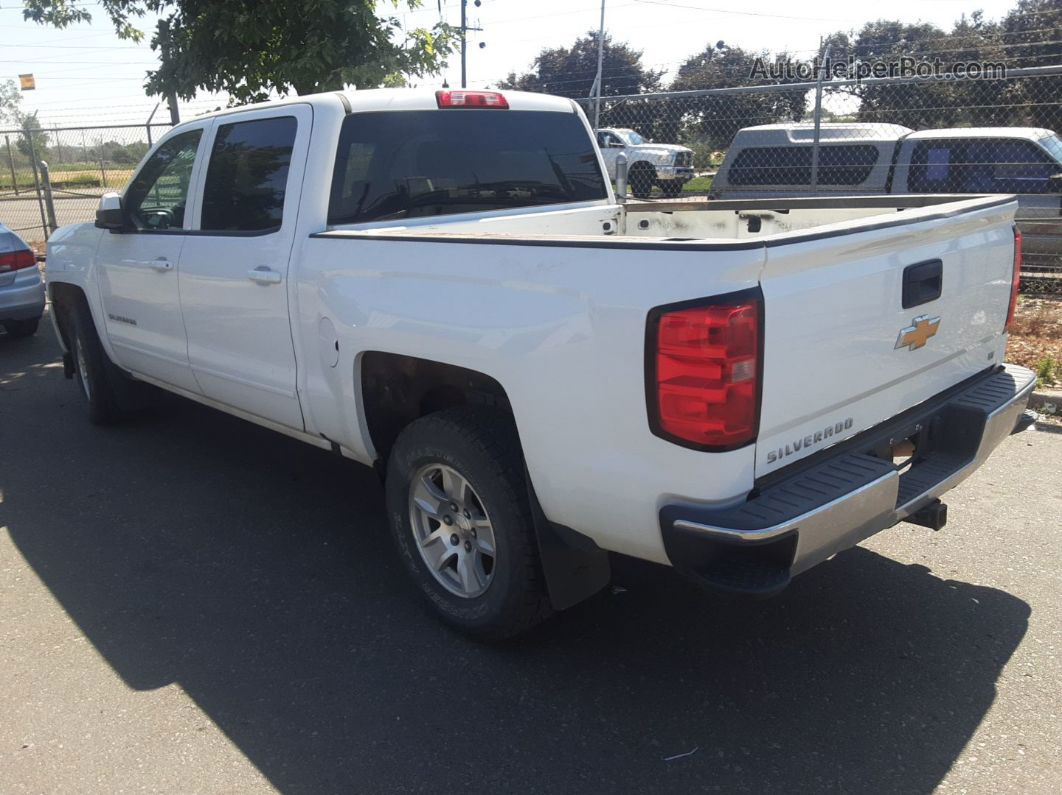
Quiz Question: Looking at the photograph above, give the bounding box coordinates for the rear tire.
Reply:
[3,318,39,338]
[629,162,655,198]
[385,407,553,639]
[68,301,133,425]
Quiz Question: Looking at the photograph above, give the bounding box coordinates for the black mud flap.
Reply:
[526,473,611,610]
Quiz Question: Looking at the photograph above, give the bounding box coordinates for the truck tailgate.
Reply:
[756,197,1018,477]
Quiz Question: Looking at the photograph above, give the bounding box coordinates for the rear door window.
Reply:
[328,110,607,225]
[909,138,1058,194]
[200,116,297,232]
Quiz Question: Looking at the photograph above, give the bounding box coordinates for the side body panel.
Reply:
[178,104,314,429]
[92,120,213,392]
[294,235,765,564]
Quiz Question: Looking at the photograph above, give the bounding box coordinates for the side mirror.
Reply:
[608,140,625,148]
[95,192,126,230]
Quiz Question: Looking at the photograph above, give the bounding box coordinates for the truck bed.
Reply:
[304,193,1017,554]
[320,193,1008,245]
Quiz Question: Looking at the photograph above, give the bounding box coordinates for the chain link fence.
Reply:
[3,66,1059,294]
[578,64,1062,294]
[0,123,171,251]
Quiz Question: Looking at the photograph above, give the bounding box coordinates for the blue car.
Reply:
[0,223,44,338]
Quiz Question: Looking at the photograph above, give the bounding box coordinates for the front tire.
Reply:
[629,162,655,199]
[3,318,39,338]
[68,301,133,425]
[385,407,552,639]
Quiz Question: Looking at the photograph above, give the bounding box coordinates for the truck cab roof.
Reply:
[733,123,914,145]
[181,87,578,124]
[904,126,1057,142]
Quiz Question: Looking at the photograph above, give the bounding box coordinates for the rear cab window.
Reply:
[728,144,880,187]
[328,110,607,225]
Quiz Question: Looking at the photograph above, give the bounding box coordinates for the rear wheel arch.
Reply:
[359,352,515,466]
[361,352,611,616]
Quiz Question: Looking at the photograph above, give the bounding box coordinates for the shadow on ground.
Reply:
[1,320,1030,792]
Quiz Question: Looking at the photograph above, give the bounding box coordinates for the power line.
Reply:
[632,0,862,22]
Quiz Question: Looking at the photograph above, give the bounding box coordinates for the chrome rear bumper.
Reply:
[660,364,1037,594]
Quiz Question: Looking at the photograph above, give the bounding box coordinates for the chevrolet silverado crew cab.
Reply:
[45,88,1034,639]
[596,127,695,197]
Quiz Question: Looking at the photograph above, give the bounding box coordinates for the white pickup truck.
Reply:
[45,88,1035,638]
[595,127,695,197]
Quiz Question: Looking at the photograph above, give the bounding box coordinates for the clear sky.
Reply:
[1,0,1026,129]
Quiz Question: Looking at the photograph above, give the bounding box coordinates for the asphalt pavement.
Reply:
[2,310,1060,793]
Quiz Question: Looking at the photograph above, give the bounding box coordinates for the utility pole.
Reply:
[458,0,484,89]
[592,0,606,129]
[460,0,467,88]
[810,38,831,190]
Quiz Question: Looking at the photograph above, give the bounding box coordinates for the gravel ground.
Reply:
[1,311,1060,794]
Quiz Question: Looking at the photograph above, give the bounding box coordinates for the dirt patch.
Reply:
[1007,296,1061,386]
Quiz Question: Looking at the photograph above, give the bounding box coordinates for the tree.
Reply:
[498,32,664,137]
[498,31,663,99]
[15,111,49,161]
[667,42,808,148]
[820,21,964,130]
[999,0,1062,130]
[1,79,22,128]
[23,1,455,103]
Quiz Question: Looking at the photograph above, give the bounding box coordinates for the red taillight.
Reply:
[0,249,36,273]
[435,90,509,109]
[649,294,762,449]
[1006,227,1022,331]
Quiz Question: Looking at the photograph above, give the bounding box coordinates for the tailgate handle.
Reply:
[902,259,943,309]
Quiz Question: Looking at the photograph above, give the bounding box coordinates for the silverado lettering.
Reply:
[766,418,855,464]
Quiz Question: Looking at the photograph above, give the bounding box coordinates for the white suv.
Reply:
[596,127,694,198]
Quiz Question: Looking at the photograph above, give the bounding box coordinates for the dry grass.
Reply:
[1008,296,1062,387]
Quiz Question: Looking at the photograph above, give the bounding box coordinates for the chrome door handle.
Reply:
[149,257,172,272]
[248,266,282,285]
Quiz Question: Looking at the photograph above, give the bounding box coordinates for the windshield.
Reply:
[616,129,645,145]
[328,110,608,225]
[1041,134,1062,164]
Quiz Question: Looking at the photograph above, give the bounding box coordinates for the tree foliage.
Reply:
[499,31,664,99]
[23,0,455,103]
[667,43,808,147]
[1,79,23,128]
[822,2,1062,131]
[15,112,50,161]
[822,21,959,129]
[1,79,49,162]
[999,0,1062,130]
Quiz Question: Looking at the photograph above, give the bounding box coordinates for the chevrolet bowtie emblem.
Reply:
[895,315,941,351]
